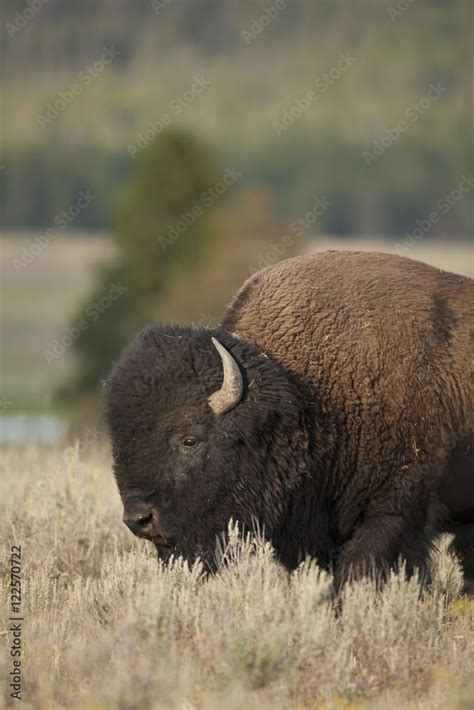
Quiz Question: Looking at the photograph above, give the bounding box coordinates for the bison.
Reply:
[105,251,473,589]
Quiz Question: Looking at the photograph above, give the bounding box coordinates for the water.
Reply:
[0,414,66,444]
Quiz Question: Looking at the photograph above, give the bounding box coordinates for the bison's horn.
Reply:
[208,337,244,415]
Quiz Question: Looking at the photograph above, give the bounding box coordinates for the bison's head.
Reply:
[104,325,307,567]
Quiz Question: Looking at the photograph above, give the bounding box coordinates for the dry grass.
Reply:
[1,441,473,709]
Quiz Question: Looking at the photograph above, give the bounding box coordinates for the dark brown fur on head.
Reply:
[105,324,309,568]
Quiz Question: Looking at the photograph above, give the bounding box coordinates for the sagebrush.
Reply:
[1,442,472,709]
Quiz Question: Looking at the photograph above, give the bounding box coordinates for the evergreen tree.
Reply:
[69,129,220,396]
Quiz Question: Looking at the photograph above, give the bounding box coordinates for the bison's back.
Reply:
[222,251,473,478]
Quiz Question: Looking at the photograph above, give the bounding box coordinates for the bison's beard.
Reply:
[153,532,222,572]
[152,514,263,573]
[153,541,176,564]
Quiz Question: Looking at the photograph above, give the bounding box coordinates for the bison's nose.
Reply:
[123,504,161,539]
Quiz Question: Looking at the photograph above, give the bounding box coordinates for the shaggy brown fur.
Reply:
[105,251,473,589]
[222,251,473,587]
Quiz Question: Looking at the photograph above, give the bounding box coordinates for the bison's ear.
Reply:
[208,337,244,415]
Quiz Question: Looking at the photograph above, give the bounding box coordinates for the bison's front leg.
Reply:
[333,506,434,591]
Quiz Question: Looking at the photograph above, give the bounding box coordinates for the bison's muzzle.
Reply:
[123,503,174,547]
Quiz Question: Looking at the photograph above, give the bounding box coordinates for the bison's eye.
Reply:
[183,436,198,447]
[171,432,204,453]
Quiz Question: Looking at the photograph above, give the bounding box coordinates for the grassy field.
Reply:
[0,232,116,409]
[1,441,473,709]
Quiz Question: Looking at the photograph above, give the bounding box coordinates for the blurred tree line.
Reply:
[3,125,472,237]
[2,0,473,237]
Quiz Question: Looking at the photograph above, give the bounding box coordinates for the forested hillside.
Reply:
[1,0,473,235]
